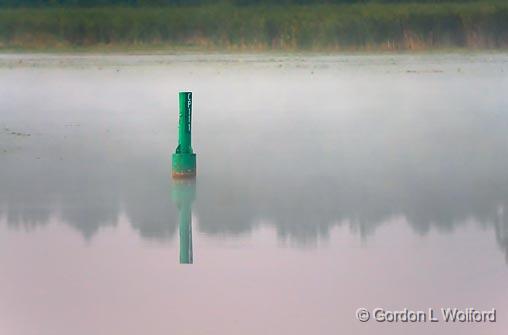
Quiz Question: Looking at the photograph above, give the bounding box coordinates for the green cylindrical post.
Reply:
[172,92,196,178]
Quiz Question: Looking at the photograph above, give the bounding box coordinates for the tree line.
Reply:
[0,0,492,8]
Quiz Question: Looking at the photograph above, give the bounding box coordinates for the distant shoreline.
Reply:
[1,3,508,51]
[1,51,507,71]
[1,47,507,55]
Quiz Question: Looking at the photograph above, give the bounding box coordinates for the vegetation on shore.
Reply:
[1,2,508,51]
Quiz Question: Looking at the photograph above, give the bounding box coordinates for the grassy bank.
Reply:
[1,2,508,51]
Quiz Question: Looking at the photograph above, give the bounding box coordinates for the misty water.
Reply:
[1,53,507,335]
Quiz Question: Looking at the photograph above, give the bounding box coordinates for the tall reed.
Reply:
[1,2,507,50]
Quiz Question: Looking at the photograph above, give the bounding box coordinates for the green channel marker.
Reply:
[172,92,196,178]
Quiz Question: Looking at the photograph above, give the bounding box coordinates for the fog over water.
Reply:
[0,53,507,335]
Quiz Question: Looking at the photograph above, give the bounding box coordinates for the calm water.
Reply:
[0,53,507,335]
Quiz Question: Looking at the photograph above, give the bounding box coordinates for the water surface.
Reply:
[0,53,507,335]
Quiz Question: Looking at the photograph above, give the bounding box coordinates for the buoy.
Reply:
[172,92,196,178]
